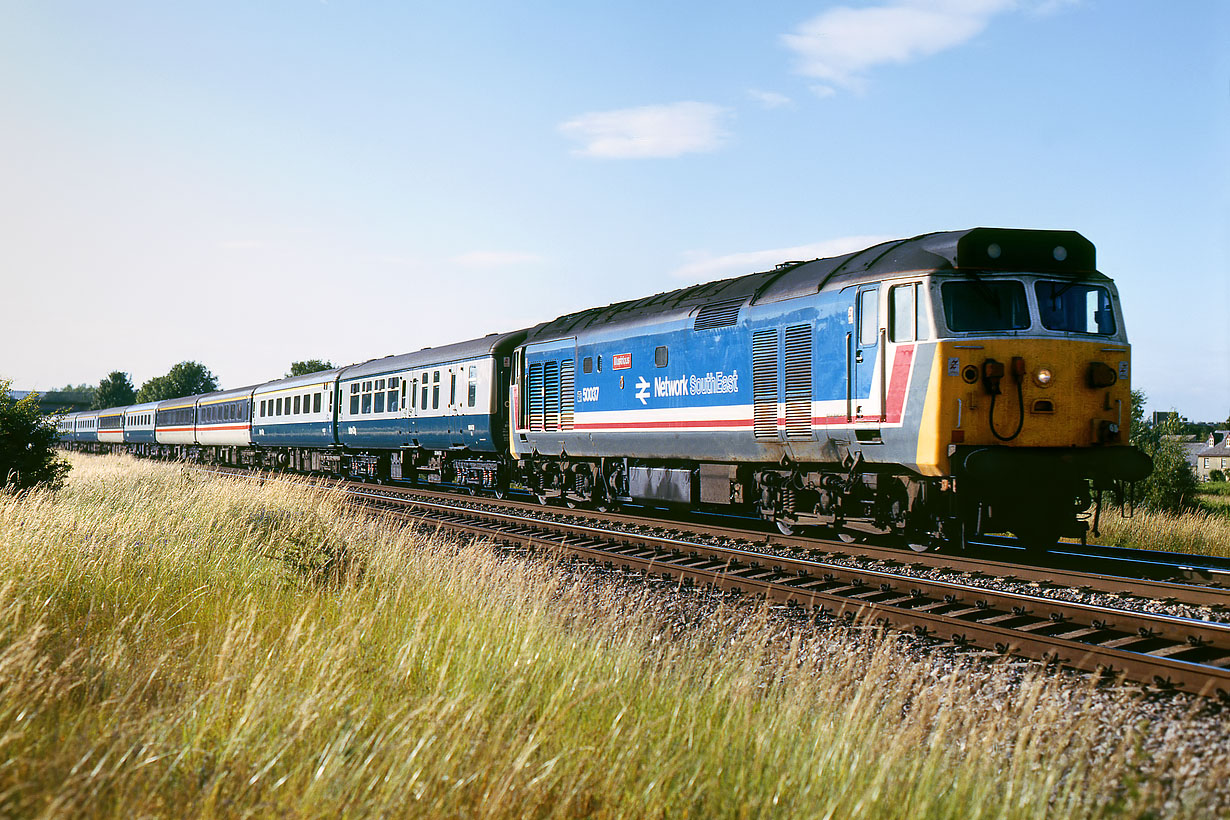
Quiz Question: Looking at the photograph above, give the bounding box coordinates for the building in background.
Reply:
[1195,431,1230,482]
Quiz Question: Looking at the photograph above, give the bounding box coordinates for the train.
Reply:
[57,227,1153,551]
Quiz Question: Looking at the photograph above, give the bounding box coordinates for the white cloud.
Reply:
[559,102,731,159]
[782,0,1015,90]
[747,89,793,109]
[669,235,897,282]
[450,250,544,268]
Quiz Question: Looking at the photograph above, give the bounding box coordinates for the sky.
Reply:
[1,0,1227,420]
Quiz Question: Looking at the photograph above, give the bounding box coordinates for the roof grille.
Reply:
[694,300,742,331]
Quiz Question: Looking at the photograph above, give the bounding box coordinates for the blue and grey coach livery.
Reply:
[251,368,344,472]
[338,331,531,485]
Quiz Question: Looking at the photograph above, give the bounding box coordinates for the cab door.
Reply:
[851,286,882,422]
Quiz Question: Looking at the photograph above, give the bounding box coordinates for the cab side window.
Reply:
[890,282,931,343]
[859,289,878,347]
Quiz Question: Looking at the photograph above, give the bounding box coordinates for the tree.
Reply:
[136,362,219,403]
[1128,390,1197,513]
[93,371,136,410]
[53,382,97,404]
[1128,388,1148,447]
[0,379,70,492]
[286,359,335,378]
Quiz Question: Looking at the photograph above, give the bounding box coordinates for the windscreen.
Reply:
[941,280,1030,332]
[1035,281,1116,335]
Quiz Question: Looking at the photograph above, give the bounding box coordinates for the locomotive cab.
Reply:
[916,229,1152,549]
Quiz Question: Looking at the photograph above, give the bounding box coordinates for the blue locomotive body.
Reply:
[513,259,934,475]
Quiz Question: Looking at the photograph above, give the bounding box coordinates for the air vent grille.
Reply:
[559,359,575,431]
[528,362,544,431]
[694,300,742,330]
[784,324,813,440]
[752,329,778,440]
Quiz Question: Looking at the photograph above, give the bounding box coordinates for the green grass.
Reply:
[0,454,1226,818]
[1198,481,1230,497]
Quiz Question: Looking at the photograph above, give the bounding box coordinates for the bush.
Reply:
[0,380,70,492]
[1135,437,1197,513]
[1210,469,1226,483]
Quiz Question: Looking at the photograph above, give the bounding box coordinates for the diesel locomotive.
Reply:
[58,228,1152,551]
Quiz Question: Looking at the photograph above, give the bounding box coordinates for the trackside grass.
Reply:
[1091,505,1230,557]
[0,454,1226,818]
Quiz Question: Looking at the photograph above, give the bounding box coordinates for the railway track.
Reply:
[329,481,1230,699]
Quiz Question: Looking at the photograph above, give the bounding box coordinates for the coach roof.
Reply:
[340,328,537,381]
[529,228,1103,339]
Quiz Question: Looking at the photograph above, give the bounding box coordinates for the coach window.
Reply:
[387,378,399,411]
[276,397,283,416]
[468,366,478,407]
[350,384,360,415]
[313,393,321,414]
[361,381,373,415]
[421,372,429,411]
[432,371,440,410]
[374,387,385,414]
[302,393,310,413]
[450,372,457,406]
[655,346,668,367]
[292,395,299,414]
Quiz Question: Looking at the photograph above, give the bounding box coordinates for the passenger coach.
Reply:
[337,331,530,487]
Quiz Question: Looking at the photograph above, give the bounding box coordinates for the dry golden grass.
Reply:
[0,454,1226,818]
[1091,505,1230,557]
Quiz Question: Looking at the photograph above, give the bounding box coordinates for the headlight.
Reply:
[1033,368,1054,388]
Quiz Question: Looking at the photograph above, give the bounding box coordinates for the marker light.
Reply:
[986,243,1002,259]
[1033,368,1054,388]
[1053,245,1068,261]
